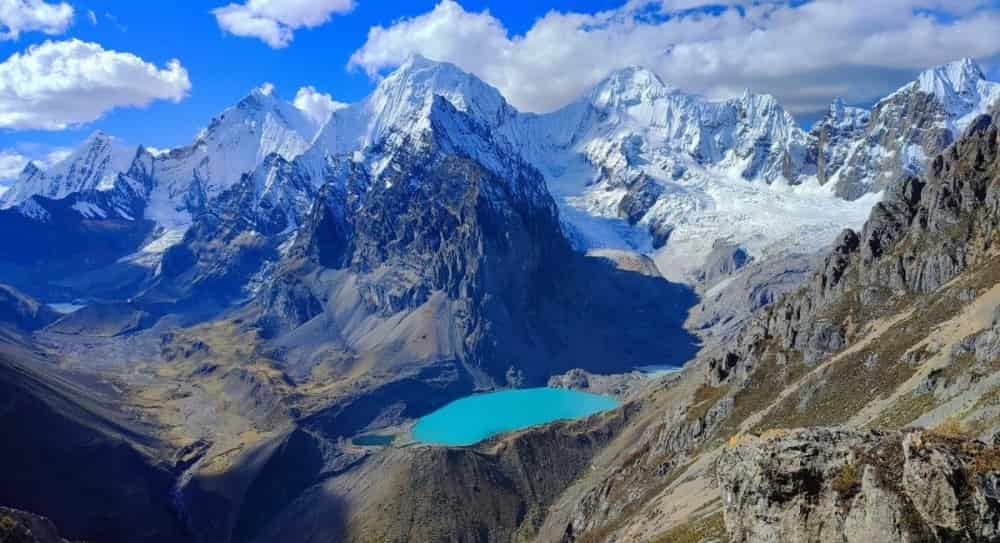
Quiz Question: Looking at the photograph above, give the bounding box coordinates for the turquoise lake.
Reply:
[412,387,619,446]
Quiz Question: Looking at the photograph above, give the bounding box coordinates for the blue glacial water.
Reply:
[412,387,619,446]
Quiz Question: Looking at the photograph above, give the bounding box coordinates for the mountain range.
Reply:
[0,55,999,543]
[2,56,996,293]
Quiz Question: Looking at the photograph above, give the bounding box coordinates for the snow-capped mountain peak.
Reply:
[0,130,137,208]
[312,54,517,159]
[365,55,512,140]
[195,84,316,162]
[916,57,985,99]
[139,85,323,229]
[820,58,1000,201]
[587,66,678,111]
[904,58,1000,129]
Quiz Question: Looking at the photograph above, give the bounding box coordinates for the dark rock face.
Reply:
[0,507,72,543]
[719,428,1000,543]
[257,98,698,393]
[0,184,154,300]
[812,98,871,189]
[151,154,347,306]
[0,353,191,543]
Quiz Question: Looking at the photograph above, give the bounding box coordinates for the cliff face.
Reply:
[719,428,1000,543]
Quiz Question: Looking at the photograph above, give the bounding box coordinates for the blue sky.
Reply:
[2,0,1000,179]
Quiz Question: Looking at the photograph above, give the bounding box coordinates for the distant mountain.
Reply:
[0,56,997,300]
[143,85,319,229]
[816,57,1000,200]
[0,131,137,209]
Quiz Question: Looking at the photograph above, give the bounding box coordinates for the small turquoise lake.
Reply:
[412,387,619,446]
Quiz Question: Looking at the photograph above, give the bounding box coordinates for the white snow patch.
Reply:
[141,229,186,253]
[652,174,880,282]
[72,201,108,219]
[47,303,85,314]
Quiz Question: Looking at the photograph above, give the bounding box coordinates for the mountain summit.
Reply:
[0,130,136,209]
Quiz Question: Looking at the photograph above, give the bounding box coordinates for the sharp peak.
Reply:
[601,66,669,85]
[396,53,459,71]
[590,66,675,95]
[21,161,43,175]
[83,129,113,143]
[373,54,507,109]
[921,57,985,80]
[383,54,483,85]
[586,66,680,110]
[735,88,783,106]
[915,57,987,94]
[378,54,499,92]
[236,82,293,111]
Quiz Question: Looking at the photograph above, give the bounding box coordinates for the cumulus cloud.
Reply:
[0,145,69,181]
[212,0,355,48]
[0,0,73,40]
[0,39,191,130]
[293,85,346,126]
[349,0,1000,115]
[0,149,28,180]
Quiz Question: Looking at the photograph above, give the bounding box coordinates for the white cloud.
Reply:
[349,0,1000,115]
[40,146,70,165]
[257,81,275,96]
[212,0,355,48]
[293,85,346,126]
[0,149,28,180]
[0,145,69,181]
[0,0,73,40]
[86,9,96,25]
[0,39,191,130]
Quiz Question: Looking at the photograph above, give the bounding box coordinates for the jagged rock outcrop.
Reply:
[719,428,1000,543]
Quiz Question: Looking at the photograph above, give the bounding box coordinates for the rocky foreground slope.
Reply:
[720,428,1000,543]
